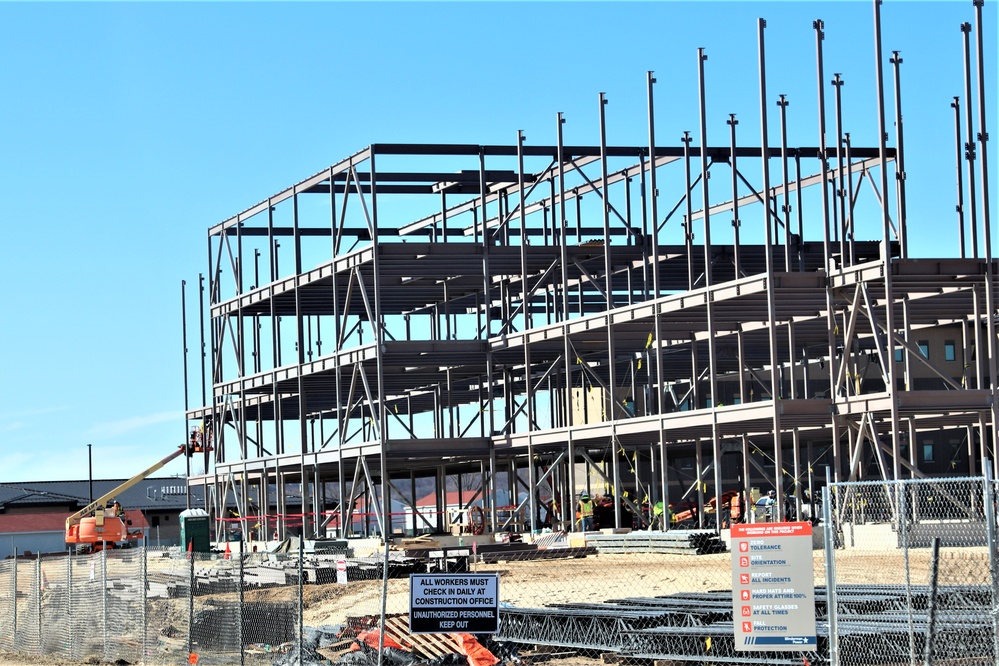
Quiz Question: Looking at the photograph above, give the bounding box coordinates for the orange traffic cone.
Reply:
[223,542,231,560]
[187,540,193,559]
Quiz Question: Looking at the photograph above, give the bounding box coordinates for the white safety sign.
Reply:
[409,573,500,634]
[731,521,817,651]
[335,559,348,585]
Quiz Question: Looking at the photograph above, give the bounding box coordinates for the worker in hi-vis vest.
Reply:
[577,492,595,531]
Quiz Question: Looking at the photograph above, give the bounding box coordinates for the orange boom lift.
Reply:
[65,432,208,550]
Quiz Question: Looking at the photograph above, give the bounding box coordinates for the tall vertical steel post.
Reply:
[759,18,785,518]
[598,93,623,528]
[367,148,392,666]
[777,95,792,272]
[953,98,967,257]
[208,229,223,490]
[696,48,724,525]
[682,132,695,290]
[199,272,207,409]
[814,18,844,489]
[873,0,904,481]
[832,74,847,260]
[647,72,665,418]
[329,166,346,539]
[844,134,857,266]
[962,23,980,258]
[890,52,908,258]
[478,148,498,533]
[557,112,575,526]
[794,152,805,272]
[267,199,283,462]
[728,114,742,278]
[518,130,538,533]
[292,186,310,538]
[973,0,998,480]
[182,278,190,506]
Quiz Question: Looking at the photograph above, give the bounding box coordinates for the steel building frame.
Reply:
[184,3,995,542]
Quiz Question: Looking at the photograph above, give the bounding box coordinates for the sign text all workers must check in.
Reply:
[409,573,500,634]
[731,521,817,652]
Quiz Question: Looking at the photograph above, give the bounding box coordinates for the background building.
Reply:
[0,479,204,555]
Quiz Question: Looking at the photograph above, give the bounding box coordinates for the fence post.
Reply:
[899,481,916,665]
[141,547,148,665]
[239,544,245,666]
[12,549,17,640]
[35,556,41,656]
[67,550,73,659]
[298,534,304,666]
[188,547,195,658]
[983,468,999,666]
[102,549,108,663]
[823,468,839,666]
[923,536,942,666]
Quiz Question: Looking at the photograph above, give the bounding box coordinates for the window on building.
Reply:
[918,341,930,358]
[923,442,935,462]
[894,347,903,363]
[945,340,957,362]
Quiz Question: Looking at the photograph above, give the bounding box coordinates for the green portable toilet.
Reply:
[179,508,211,553]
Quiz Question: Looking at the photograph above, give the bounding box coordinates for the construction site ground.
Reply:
[0,547,985,666]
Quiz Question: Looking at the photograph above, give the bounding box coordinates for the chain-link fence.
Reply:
[2,480,998,666]
[827,476,998,666]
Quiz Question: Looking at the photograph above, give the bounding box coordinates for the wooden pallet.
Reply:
[382,614,462,659]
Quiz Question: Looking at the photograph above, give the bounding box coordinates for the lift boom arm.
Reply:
[65,444,192,531]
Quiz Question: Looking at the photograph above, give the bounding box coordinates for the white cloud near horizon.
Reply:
[86,410,183,439]
[0,421,26,433]
[0,406,70,434]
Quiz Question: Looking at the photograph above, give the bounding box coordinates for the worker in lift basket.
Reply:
[577,492,595,532]
[756,490,777,522]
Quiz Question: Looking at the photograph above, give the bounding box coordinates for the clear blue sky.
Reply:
[0,1,994,483]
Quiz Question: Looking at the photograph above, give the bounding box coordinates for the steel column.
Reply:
[973,0,998,480]
[759,18,785,518]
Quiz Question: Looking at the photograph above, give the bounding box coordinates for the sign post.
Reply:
[409,573,500,634]
[731,521,816,651]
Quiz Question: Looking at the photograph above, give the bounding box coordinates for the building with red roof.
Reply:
[0,509,148,558]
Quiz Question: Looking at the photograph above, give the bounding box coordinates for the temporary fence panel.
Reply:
[142,547,194,663]
[0,558,14,653]
[0,491,996,666]
[828,476,996,666]
[10,557,40,655]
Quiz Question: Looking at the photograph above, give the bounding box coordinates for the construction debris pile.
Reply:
[281,615,521,666]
